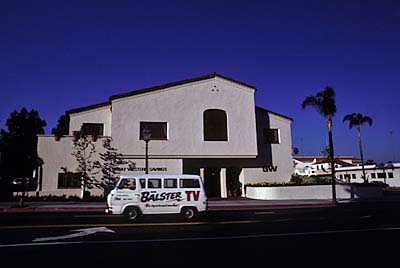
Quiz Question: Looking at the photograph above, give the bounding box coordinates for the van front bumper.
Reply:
[105,207,113,214]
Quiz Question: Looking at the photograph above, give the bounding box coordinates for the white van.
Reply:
[105,174,208,221]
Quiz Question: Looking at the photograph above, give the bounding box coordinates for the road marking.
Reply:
[73,215,115,218]
[2,226,400,248]
[272,218,293,222]
[0,220,260,230]
[254,211,276,215]
[32,227,115,242]
[360,215,372,219]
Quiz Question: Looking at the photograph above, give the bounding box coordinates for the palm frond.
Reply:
[343,113,373,129]
[360,116,373,126]
[301,96,317,109]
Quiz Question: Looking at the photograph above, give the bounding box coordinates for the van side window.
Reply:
[180,178,200,188]
[119,179,136,190]
[164,178,177,188]
[148,178,161,188]
[140,179,146,188]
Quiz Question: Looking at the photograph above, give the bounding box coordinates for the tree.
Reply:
[51,113,70,140]
[94,138,127,196]
[0,108,46,200]
[343,113,373,183]
[321,146,331,160]
[301,87,337,202]
[64,131,98,199]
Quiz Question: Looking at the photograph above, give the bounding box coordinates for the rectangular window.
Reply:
[371,173,376,179]
[180,178,200,188]
[118,178,136,190]
[352,174,356,179]
[388,172,394,178]
[377,173,386,179]
[81,123,104,136]
[140,122,168,140]
[148,178,161,188]
[140,179,146,188]
[164,178,177,188]
[264,129,280,144]
[58,173,81,189]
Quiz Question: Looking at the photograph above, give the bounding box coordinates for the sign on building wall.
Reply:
[263,166,278,172]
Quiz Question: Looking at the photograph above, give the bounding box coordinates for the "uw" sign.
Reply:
[263,166,278,172]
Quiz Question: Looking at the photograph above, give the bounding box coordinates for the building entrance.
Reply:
[226,167,241,197]
[204,167,221,198]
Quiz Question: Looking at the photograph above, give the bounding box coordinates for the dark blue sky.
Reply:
[1,0,399,163]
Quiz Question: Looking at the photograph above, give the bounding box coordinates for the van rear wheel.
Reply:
[124,207,140,221]
[181,207,197,220]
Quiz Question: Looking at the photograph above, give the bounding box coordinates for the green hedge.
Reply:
[246,181,332,187]
[12,194,106,202]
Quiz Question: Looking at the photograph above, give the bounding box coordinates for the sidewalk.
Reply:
[0,198,338,213]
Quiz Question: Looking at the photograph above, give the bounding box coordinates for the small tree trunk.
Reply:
[327,117,336,203]
[358,127,367,183]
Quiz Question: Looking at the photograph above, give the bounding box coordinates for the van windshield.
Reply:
[117,178,137,190]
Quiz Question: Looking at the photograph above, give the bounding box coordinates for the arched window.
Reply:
[203,109,228,141]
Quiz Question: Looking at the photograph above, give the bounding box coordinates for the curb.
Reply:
[208,202,336,211]
[0,207,106,213]
[0,202,337,213]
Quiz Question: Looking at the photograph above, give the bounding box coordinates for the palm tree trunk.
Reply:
[327,117,336,203]
[358,127,367,183]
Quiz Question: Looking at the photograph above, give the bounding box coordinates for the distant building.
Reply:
[336,163,400,186]
[293,156,360,177]
[34,73,294,198]
[294,156,400,186]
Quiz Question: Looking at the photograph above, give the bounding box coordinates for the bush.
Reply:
[247,175,334,187]
[11,194,106,202]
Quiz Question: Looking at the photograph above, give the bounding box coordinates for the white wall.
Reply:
[246,184,384,200]
[37,135,183,196]
[38,136,78,193]
[242,111,293,184]
[69,106,112,136]
[111,77,258,157]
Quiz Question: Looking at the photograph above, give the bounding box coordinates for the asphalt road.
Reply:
[1,201,400,267]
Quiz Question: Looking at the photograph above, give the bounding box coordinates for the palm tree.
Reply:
[343,113,373,183]
[301,87,337,202]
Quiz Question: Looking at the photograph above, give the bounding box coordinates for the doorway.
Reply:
[226,167,241,197]
[204,167,221,198]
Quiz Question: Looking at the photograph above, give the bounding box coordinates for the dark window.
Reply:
[371,173,376,179]
[180,178,200,188]
[148,178,161,188]
[140,122,168,140]
[377,173,386,179]
[388,172,394,178]
[58,173,81,189]
[264,129,280,144]
[352,174,356,179]
[81,123,104,136]
[203,109,228,141]
[164,179,177,188]
[118,179,136,190]
[140,179,146,188]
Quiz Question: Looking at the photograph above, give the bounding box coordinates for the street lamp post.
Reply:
[142,128,151,174]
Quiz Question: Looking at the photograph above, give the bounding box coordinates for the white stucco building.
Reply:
[35,73,293,198]
[294,156,400,187]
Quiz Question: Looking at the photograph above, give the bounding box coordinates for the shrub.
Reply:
[11,194,106,202]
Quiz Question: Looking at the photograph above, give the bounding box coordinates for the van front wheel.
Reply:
[124,207,140,221]
[181,207,197,220]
